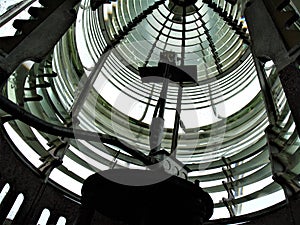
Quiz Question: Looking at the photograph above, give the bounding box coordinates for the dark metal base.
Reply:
[75,170,214,225]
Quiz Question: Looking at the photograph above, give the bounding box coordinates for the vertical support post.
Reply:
[149,64,170,156]
[279,62,300,136]
[171,85,183,156]
[252,54,278,125]
[158,77,170,119]
[245,0,300,207]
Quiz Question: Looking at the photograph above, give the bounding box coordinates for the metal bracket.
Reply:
[39,138,69,177]
[154,150,189,179]
[222,196,236,217]
[265,125,300,196]
[244,0,300,70]
[0,0,80,78]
